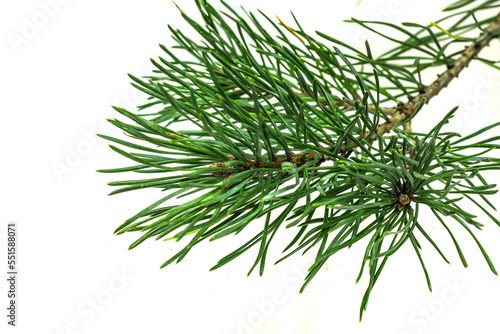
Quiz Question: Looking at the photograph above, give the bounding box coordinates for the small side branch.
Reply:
[210,13,500,176]
[376,13,500,136]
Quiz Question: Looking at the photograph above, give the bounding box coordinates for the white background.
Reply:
[1,0,500,333]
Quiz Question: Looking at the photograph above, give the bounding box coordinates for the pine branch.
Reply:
[99,0,500,322]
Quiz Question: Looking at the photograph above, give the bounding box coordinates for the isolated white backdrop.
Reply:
[1,0,500,333]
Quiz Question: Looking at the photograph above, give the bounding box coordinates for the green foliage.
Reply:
[99,0,500,320]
